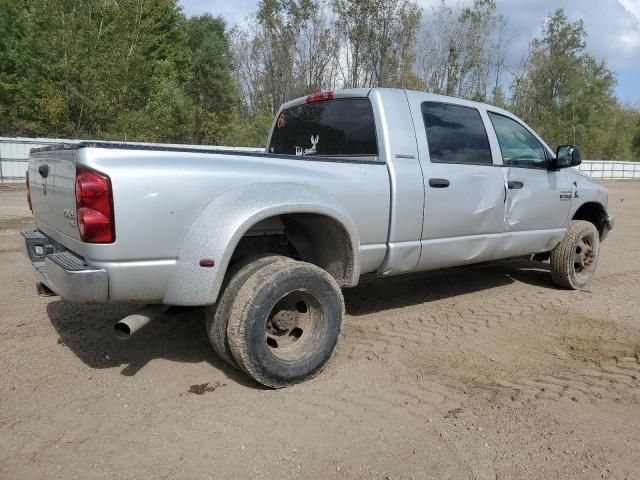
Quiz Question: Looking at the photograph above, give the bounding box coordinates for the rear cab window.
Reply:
[269,98,378,158]
[421,102,493,165]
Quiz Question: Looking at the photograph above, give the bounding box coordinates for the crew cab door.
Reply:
[406,94,507,270]
[486,112,571,252]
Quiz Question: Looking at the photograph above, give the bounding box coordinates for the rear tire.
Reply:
[227,259,344,388]
[205,255,286,368]
[550,220,600,289]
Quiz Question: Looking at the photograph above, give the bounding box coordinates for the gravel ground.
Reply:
[1,181,639,479]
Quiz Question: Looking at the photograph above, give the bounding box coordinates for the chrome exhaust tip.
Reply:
[113,305,169,340]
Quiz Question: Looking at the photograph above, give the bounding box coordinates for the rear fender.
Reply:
[163,183,360,306]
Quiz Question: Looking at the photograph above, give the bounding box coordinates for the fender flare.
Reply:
[163,182,361,306]
[570,201,609,238]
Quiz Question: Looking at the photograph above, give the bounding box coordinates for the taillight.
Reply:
[305,90,334,103]
[26,170,32,211]
[75,167,114,243]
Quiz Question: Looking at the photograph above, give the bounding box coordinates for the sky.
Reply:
[179,0,640,103]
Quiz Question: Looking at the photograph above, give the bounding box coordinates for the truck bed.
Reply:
[31,141,380,165]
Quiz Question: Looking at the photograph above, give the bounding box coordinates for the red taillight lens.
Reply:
[26,170,32,211]
[305,90,334,103]
[75,167,114,243]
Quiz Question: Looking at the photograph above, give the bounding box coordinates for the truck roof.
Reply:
[282,87,513,117]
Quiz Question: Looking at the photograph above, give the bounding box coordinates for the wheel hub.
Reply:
[264,290,323,361]
[574,235,595,273]
[268,307,296,334]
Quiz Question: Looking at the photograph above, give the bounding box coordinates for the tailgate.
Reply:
[28,148,81,242]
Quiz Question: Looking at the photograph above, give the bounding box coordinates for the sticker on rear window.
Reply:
[295,135,319,156]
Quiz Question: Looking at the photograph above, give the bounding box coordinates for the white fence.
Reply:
[578,160,640,180]
[2,137,640,182]
[0,138,58,182]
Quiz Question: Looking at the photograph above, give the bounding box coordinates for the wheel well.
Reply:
[572,202,606,238]
[230,213,356,287]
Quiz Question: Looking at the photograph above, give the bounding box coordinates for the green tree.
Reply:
[0,0,194,141]
[510,9,619,158]
[2,0,638,154]
[256,0,318,114]
[186,14,237,144]
[632,117,640,159]
[0,0,32,133]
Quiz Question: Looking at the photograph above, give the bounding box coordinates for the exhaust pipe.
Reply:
[36,281,57,297]
[113,305,169,340]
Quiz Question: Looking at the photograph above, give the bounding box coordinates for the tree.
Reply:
[332,0,422,88]
[1,0,639,155]
[633,118,640,159]
[0,0,32,134]
[294,2,340,93]
[253,0,314,114]
[231,0,340,117]
[0,0,193,139]
[511,9,619,159]
[185,14,237,144]
[417,0,507,101]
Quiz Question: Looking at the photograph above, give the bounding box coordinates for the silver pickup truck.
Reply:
[22,88,614,387]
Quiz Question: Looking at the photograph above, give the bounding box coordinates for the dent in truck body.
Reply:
[417,229,566,271]
[568,169,609,218]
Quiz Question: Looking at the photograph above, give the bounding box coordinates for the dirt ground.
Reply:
[1,181,640,480]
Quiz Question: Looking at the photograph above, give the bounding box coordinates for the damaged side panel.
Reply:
[502,167,573,232]
[417,228,565,271]
[415,164,507,270]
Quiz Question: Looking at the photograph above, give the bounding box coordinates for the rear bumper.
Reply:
[21,230,108,303]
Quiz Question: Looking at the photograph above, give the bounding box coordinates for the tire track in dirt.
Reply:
[339,263,640,411]
[494,356,640,404]
[279,373,466,429]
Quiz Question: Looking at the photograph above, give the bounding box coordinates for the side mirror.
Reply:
[555,145,581,168]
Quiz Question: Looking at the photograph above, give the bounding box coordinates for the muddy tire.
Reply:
[205,255,286,368]
[550,220,600,289]
[227,259,344,388]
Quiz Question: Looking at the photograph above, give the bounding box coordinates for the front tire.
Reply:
[550,220,600,289]
[227,259,344,388]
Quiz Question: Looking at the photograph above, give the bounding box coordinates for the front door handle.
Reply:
[507,180,523,189]
[429,178,450,188]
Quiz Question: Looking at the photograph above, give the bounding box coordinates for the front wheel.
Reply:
[550,220,600,289]
[226,258,344,388]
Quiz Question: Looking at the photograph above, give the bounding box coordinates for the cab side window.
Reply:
[488,112,547,169]
[421,102,492,165]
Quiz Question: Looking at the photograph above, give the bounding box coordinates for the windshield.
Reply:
[268,98,378,157]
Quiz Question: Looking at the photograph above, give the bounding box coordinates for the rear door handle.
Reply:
[38,164,49,178]
[429,178,450,188]
[507,180,523,189]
